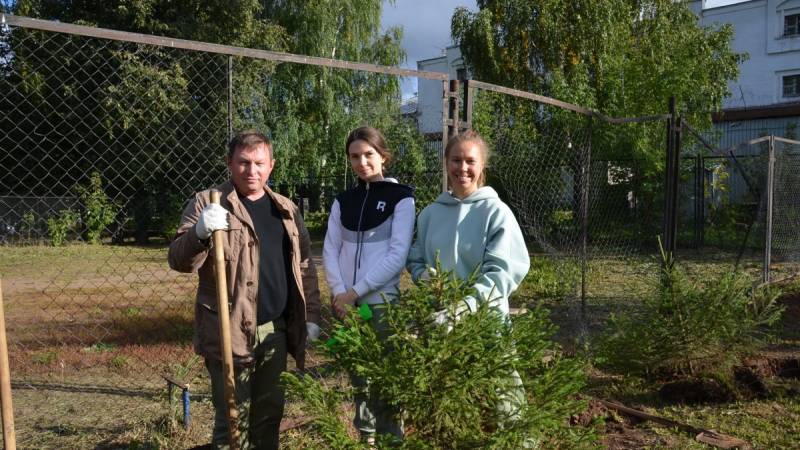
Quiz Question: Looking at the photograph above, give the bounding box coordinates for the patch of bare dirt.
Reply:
[659,378,736,404]
[603,419,678,449]
[571,398,609,427]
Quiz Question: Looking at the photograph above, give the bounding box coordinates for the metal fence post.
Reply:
[442,79,460,192]
[695,155,705,248]
[693,155,700,249]
[673,115,682,249]
[663,97,679,254]
[441,80,450,192]
[663,97,675,253]
[580,117,593,330]
[227,56,233,141]
[764,135,775,282]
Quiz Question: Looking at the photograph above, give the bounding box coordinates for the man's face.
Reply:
[226,143,275,200]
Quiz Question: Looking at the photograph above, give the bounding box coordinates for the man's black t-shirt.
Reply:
[239,193,291,324]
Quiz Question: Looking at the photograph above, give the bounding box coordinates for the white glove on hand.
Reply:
[195,203,229,240]
[306,322,321,341]
[432,309,449,326]
[432,309,454,333]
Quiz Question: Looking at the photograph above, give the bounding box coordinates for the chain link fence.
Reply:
[3,13,800,448]
[677,129,800,282]
[0,16,446,447]
[1,24,229,394]
[463,83,668,345]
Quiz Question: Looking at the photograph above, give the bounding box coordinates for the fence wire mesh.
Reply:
[469,88,666,344]
[0,21,443,447]
[677,132,800,283]
[0,26,229,393]
[772,140,800,268]
[3,16,800,449]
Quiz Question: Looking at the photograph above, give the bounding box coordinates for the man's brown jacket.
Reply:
[168,180,321,369]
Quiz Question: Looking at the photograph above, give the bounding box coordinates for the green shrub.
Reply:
[77,172,120,244]
[46,209,79,246]
[303,210,329,239]
[20,210,38,242]
[521,257,579,302]
[284,265,593,449]
[596,244,784,381]
[158,192,186,240]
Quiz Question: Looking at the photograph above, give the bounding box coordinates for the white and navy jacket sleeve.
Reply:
[323,199,348,297]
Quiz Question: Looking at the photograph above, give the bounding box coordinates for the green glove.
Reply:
[325,304,373,350]
[358,303,373,321]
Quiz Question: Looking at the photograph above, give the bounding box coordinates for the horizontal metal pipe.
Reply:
[3,14,449,81]
[467,79,671,124]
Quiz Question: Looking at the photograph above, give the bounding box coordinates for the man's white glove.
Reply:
[306,322,321,341]
[195,203,229,240]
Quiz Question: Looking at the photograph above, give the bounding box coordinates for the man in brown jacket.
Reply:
[168,130,321,449]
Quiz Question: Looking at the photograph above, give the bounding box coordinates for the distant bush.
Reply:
[20,210,39,242]
[302,210,329,239]
[596,243,783,381]
[77,172,120,244]
[47,209,80,246]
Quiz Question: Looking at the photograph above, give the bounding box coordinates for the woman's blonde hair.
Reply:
[444,129,490,187]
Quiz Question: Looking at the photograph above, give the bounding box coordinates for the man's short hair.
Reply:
[228,130,273,158]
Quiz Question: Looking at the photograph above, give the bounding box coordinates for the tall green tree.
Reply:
[4,0,424,242]
[451,0,745,245]
[253,0,413,192]
[452,0,743,130]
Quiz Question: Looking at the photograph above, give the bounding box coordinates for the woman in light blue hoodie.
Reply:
[407,130,529,318]
[406,129,530,425]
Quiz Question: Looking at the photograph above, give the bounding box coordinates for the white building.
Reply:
[690,0,800,111]
[416,45,467,135]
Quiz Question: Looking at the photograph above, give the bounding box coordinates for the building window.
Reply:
[786,13,800,37]
[784,74,800,98]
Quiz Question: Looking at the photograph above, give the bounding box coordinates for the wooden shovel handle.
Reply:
[210,190,240,449]
[0,279,16,450]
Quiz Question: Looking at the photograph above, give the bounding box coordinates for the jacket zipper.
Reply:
[353,181,370,285]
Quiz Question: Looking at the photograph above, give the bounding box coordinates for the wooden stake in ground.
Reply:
[0,279,16,450]
[210,190,240,449]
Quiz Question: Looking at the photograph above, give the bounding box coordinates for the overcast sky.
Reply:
[381,0,477,100]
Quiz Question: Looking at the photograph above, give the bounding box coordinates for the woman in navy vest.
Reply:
[323,126,415,443]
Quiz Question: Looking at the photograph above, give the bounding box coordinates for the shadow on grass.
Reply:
[13,380,158,398]
[10,310,195,349]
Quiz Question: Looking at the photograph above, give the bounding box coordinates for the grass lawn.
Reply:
[0,241,798,448]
